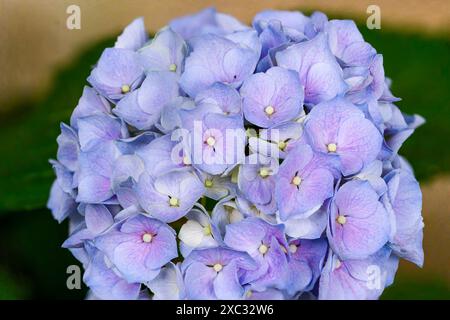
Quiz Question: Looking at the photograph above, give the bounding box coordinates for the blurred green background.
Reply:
[0,1,449,299]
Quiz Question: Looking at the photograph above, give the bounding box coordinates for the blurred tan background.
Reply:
[0,0,449,297]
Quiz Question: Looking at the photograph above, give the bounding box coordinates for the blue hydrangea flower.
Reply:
[146,262,185,300]
[253,10,310,41]
[190,113,246,175]
[248,122,303,159]
[113,71,179,130]
[77,114,129,152]
[179,33,260,97]
[181,247,257,299]
[76,143,121,203]
[326,20,376,67]
[88,48,145,101]
[70,86,111,130]
[383,169,424,266]
[49,9,424,300]
[238,154,278,206]
[285,238,328,294]
[47,180,77,223]
[275,143,335,220]
[115,17,148,51]
[224,217,290,291]
[178,209,219,257]
[169,7,248,41]
[276,33,347,105]
[280,203,329,239]
[139,27,187,74]
[84,248,141,300]
[327,180,390,260]
[319,247,398,300]
[195,82,242,116]
[95,214,178,283]
[240,66,304,128]
[304,97,382,175]
[136,171,204,222]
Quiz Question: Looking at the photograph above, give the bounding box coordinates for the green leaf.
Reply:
[0,267,29,299]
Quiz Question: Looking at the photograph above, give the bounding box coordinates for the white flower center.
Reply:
[291,176,302,186]
[259,167,271,178]
[206,136,216,146]
[289,244,298,253]
[264,105,275,116]
[334,259,342,270]
[278,141,287,151]
[213,263,223,272]
[121,84,130,93]
[203,224,212,236]
[169,63,177,72]
[258,244,268,254]
[182,156,191,165]
[142,233,153,243]
[336,215,347,225]
[169,197,180,207]
[327,143,337,153]
[204,179,213,188]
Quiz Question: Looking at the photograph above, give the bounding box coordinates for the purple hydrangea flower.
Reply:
[211,197,245,239]
[240,66,304,128]
[84,204,114,235]
[195,82,242,116]
[139,27,187,74]
[276,33,347,105]
[248,121,303,159]
[77,114,129,152]
[76,143,121,203]
[84,248,141,300]
[326,20,376,67]
[319,247,398,300]
[190,113,246,175]
[47,180,77,223]
[280,203,329,239]
[327,180,391,260]
[197,170,233,200]
[182,247,257,299]
[169,7,248,41]
[113,71,179,130]
[253,10,310,41]
[285,238,328,294]
[146,262,185,300]
[178,208,219,257]
[383,169,424,266]
[304,97,382,175]
[95,214,178,283]
[275,143,334,220]
[238,154,278,206]
[70,86,111,130]
[88,48,145,101]
[136,134,188,177]
[49,9,424,300]
[224,217,290,291]
[180,33,260,97]
[115,17,148,51]
[136,170,204,222]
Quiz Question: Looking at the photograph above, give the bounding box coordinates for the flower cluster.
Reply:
[48,8,425,300]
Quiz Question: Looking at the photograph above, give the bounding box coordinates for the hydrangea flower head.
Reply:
[48,8,425,300]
